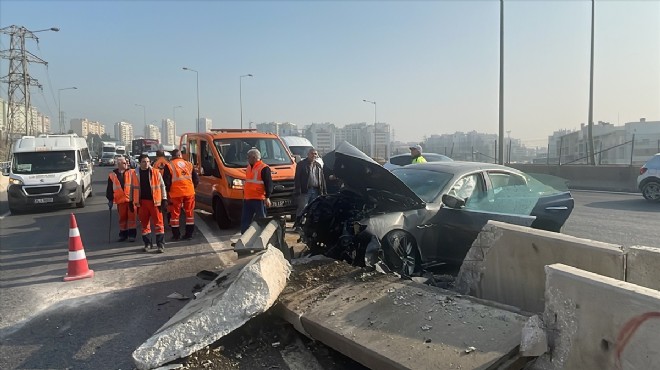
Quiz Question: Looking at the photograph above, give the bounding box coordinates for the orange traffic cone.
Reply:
[64,213,94,282]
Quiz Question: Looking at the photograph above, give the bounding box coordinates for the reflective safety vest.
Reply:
[153,157,170,175]
[109,170,131,204]
[244,160,268,200]
[412,155,427,164]
[169,158,195,198]
[131,168,164,206]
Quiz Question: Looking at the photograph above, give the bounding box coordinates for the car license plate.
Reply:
[34,198,54,204]
[272,199,291,208]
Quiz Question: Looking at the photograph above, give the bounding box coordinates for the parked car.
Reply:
[383,152,453,171]
[637,153,660,202]
[99,153,116,166]
[300,141,574,275]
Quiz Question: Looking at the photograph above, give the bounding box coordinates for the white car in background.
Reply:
[637,153,660,201]
[382,152,453,171]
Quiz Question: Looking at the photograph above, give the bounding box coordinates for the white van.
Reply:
[281,136,323,166]
[3,134,94,214]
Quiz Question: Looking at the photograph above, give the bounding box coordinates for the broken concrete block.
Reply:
[520,315,548,357]
[234,219,280,252]
[533,264,660,370]
[132,246,291,370]
[456,221,624,313]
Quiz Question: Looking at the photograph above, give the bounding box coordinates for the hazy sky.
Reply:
[1,0,658,147]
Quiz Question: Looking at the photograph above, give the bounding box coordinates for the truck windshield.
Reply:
[214,138,293,168]
[13,150,76,174]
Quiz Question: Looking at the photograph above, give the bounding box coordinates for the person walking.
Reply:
[152,150,173,225]
[163,149,199,240]
[293,147,326,226]
[106,156,137,242]
[129,154,168,253]
[410,144,427,164]
[240,148,273,234]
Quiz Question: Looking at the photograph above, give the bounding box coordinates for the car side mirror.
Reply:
[442,194,466,209]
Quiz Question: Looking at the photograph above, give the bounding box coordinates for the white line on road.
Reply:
[0,211,10,220]
[571,189,640,196]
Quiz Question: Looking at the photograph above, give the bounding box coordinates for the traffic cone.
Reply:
[64,213,94,282]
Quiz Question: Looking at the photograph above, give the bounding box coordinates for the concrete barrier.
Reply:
[509,164,640,193]
[533,264,660,370]
[234,217,289,259]
[456,221,625,313]
[626,245,660,291]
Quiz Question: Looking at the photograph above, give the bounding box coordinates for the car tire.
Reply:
[76,186,86,208]
[641,180,660,202]
[214,197,232,229]
[381,230,422,277]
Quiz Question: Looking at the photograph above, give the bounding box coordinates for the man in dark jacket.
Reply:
[293,148,326,225]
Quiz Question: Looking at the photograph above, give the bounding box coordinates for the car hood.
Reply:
[333,141,425,208]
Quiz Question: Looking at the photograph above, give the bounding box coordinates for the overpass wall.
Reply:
[508,164,640,192]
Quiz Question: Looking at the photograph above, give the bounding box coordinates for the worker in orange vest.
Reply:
[162,149,199,240]
[240,148,273,234]
[129,154,168,253]
[152,150,173,224]
[105,156,137,242]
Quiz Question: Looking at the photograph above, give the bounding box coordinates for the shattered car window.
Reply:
[391,168,453,203]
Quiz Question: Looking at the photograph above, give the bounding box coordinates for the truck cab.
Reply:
[181,129,297,229]
[3,134,94,214]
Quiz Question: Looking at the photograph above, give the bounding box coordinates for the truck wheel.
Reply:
[214,198,232,229]
[76,186,86,208]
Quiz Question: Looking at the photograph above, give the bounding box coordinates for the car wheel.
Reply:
[641,181,660,201]
[76,186,86,208]
[381,230,422,277]
[214,197,232,229]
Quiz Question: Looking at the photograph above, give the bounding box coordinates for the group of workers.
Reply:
[105,150,198,253]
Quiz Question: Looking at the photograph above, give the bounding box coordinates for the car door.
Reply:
[426,171,536,264]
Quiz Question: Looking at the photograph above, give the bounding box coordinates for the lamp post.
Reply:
[182,67,200,132]
[363,99,377,158]
[240,74,253,129]
[58,87,77,134]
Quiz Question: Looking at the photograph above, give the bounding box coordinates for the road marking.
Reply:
[571,189,640,196]
[0,211,10,219]
[194,212,239,267]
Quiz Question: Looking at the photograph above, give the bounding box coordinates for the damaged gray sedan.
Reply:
[300,142,574,276]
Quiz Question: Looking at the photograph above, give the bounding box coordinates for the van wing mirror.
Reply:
[79,161,90,172]
[442,194,466,209]
[2,167,9,176]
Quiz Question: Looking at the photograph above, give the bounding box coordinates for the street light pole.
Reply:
[58,87,77,134]
[363,99,377,158]
[182,67,200,132]
[240,74,253,129]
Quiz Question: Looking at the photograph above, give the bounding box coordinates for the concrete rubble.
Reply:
[132,246,291,370]
[520,315,548,357]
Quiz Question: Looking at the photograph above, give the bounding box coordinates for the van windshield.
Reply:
[13,150,76,174]
[214,138,293,168]
[289,146,314,157]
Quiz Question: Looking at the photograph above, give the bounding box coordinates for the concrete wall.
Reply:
[509,164,640,193]
[456,221,625,313]
[533,264,660,370]
[626,246,660,291]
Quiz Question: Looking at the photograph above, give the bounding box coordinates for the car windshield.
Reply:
[13,150,76,174]
[392,168,454,203]
[214,138,293,168]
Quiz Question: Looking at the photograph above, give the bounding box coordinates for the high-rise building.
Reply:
[144,124,161,141]
[114,121,134,145]
[162,119,175,145]
[304,123,336,155]
[70,118,105,138]
[197,117,212,132]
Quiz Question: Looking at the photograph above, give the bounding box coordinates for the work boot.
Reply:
[156,234,165,253]
[171,227,181,241]
[142,235,153,252]
[117,230,128,242]
[128,229,136,242]
[182,225,194,240]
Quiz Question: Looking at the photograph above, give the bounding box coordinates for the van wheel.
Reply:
[214,198,231,229]
[76,187,86,208]
[88,185,94,197]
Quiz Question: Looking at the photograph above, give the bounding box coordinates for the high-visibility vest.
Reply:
[244,160,268,200]
[169,158,195,198]
[131,168,164,206]
[412,155,427,164]
[153,157,170,175]
[109,170,131,204]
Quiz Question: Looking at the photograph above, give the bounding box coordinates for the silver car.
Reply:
[637,153,660,201]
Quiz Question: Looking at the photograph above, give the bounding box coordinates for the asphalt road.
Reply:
[562,190,659,248]
[0,169,658,369]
